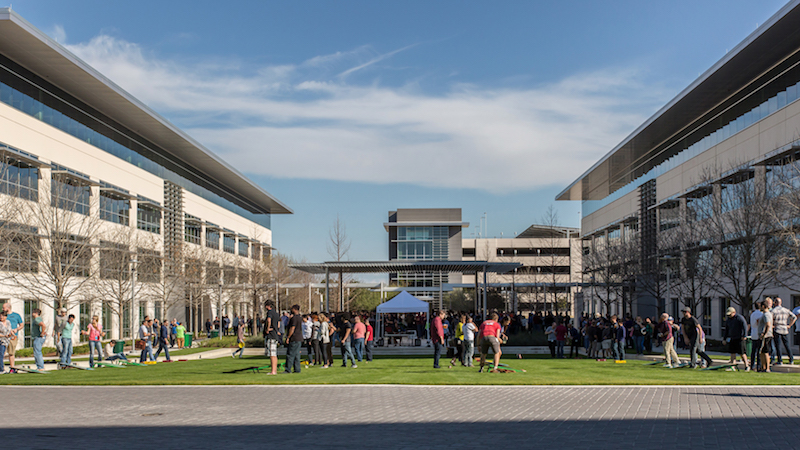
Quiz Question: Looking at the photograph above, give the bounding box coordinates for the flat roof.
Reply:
[0,8,291,215]
[290,261,522,275]
[557,0,800,202]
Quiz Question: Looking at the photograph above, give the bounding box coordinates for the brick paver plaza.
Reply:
[3,385,800,449]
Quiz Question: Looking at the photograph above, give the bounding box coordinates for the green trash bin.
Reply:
[210,330,219,338]
[184,333,193,348]
[113,340,125,354]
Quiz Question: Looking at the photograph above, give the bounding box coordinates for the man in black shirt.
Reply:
[681,307,712,368]
[284,304,304,373]
[264,300,281,375]
[339,312,357,368]
[724,306,750,370]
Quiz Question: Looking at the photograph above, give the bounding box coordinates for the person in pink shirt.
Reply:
[353,315,367,362]
[432,310,446,369]
[364,317,374,362]
[81,315,105,368]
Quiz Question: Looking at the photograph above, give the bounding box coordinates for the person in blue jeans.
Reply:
[612,315,626,361]
[0,311,12,372]
[60,314,76,367]
[284,305,304,373]
[339,312,357,368]
[353,315,366,362]
[138,318,155,363]
[31,308,47,370]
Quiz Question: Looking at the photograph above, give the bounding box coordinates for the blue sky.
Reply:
[7,0,791,270]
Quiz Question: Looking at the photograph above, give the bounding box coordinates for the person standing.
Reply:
[770,297,796,365]
[60,314,76,367]
[339,312,357,368]
[154,319,171,361]
[321,314,334,368]
[31,308,47,370]
[0,311,13,373]
[205,318,212,338]
[569,321,581,358]
[723,307,750,371]
[263,300,281,375]
[169,319,177,347]
[749,301,764,371]
[545,322,557,358]
[611,316,626,361]
[302,315,314,364]
[681,307,711,368]
[352,315,366,363]
[462,316,477,367]
[432,310,446,369]
[364,316,374,362]
[138,318,154,363]
[311,313,322,366]
[232,319,245,359]
[175,322,186,349]
[758,299,774,373]
[80,315,104,368]
[478,312,502,373]
[53,307,67,356]
[658,313,681,368]
[555,320,568,359]
[284,304,304,373]
[2,302,23,370]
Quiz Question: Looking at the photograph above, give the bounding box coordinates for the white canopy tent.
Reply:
[375,291,430,341]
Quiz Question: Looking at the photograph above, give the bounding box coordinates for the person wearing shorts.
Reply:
[263,300,281,375]
[478,313,502,373]
[723,306,750,370]
[2,302,23,369]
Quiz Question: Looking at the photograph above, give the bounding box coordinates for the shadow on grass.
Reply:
[5,417,800,449]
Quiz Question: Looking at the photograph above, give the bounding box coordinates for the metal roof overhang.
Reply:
[557,0,800,202]
[0,8,291,215]
[289,261,522,275]
[383,222,470,231]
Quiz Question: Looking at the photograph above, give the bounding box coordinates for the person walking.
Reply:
[432,310,446,369]
[60,314,76,367]
[138,318,154,363]
[284,304,304,373]
[232,319,245,359]
[81,315,104,368]
[681,307,711,368]
[770,297,796,365]
[658,313,681,368]
[723,307,750,371]
[2,302,23,370]
[749,301,764,371]
[478,312,502,373]
[154,319,171,361]
[758,299,774,373]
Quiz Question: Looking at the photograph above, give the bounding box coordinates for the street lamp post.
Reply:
[218,283,223,340]
[130,258,137,352]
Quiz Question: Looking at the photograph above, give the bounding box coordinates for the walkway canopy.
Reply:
[376,291,430,314]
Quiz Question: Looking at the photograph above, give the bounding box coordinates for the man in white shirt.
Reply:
[749,302,764,372]
[138,317,154,363]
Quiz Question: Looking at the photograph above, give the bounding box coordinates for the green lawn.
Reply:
[1,355,797,386]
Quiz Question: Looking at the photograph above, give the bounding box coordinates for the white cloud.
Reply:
[65,35,667,193]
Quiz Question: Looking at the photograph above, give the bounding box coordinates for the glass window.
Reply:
[206,229,219,250]
[223,265,236,284]
[238,240,249,257]
[102,302,113,336]
[52,233,92,278]
[99,241,129,280]
[79,302,90,342]
[51,175,91,216]
[0,223,39,273]
[184,215,202,245]
[24,299,39,347]
[121,302,130,338]
[223,234,235,254]
[0,155,38,201]
[137,248,161,284]
[100,192,130,225]
[137,204,161,234]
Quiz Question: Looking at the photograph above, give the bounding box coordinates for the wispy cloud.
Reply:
[64,35,667,193]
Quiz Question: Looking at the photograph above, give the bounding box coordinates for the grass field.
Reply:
[0,355,797,386]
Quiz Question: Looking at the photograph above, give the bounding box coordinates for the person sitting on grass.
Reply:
[104,340,128,362]
[478,312,502,373]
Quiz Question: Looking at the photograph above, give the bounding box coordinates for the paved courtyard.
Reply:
[3,385,800,449]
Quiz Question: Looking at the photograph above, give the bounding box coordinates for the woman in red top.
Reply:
[478,313,502,373]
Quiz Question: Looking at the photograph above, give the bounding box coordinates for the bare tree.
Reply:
[327,215,351,311]
[4,175,102,313]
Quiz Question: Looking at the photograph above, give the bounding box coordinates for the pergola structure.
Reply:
[289,260,522,314]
